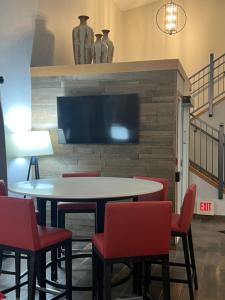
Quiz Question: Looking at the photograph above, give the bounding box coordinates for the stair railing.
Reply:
[190,53,225,116]
[190,113,225,198]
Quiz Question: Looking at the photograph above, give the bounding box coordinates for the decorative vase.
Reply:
[91,34,108,64]
[72,15,94,64]
[102,29,114,63]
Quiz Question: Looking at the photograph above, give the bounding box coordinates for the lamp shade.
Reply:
[6,131,53,158]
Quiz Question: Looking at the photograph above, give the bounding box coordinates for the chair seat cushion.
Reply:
[92,233,104,256]
[57,202,96,211]
[171,213,186,233]
[38,226,72,250]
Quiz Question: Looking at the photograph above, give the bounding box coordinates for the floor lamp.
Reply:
[6,131,53,180]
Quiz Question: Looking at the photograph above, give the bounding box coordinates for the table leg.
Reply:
[50,201,58,282]
[96,199,106,233]
[37,198,46,226]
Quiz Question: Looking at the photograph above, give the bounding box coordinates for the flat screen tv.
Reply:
[57,94,139,144]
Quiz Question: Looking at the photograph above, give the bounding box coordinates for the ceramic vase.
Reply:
[72,15,94,64]
[91,34,108,64]
[102,29,114,63]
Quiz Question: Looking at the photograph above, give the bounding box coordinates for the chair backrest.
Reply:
[178,184,197,233]
[103,201,172,259]
[133,176,169,201]
[0,180,7,196]
[0,179,7,196]
[0,196,40,250]
[62,171,101,177]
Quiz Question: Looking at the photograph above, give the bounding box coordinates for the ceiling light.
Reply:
[156,0,187,35]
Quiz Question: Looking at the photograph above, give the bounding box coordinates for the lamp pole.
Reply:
[0,76,8,189]
[27,156,40,180]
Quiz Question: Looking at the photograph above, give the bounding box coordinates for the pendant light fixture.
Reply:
[156,0,187,35]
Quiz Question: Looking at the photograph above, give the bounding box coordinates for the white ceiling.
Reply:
[113,0,158,11]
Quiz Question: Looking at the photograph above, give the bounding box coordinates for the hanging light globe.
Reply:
[156,0,187,35]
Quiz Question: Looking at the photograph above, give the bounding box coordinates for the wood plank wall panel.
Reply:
[31,69,179,199]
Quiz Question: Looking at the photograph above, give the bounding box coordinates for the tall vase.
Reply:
[91,34,108,64]
[72,15,94,64]
[102,29,114,63]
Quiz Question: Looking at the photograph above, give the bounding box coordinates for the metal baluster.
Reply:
[198,73,200,109]
[217,60,219,100]
[206,124,208,171]
[194,123,196,163]
[208,53,214,117]
[200,121,202,168]
[212,128,214,175]
[203,69,205,106]
[218,123,224,199]
[223,56,225,93]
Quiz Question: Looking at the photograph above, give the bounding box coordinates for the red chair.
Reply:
[148,184,197,300]
[92,201,172,300]
[57,171,100,267]
[0,196,72,300]
[0,180,40,284]
[171,184,198,300]
[57,171,101,229]
[133,176,169,201]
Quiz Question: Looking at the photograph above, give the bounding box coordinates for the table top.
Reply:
[9,177,163,200]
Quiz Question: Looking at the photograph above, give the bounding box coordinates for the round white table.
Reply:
[9,177,162,285]
[9,176,163,232]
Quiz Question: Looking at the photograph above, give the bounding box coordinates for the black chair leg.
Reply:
[15,252,21,299]
[65,240,72,299]
[188,228,198,290]
[57,211,65,267]
[37,252,46,300]
[0,250,3,272]
[137,262,143,296]
[98,256,104,300]
[92,248,97,300]
[144,262,150,299]
[182,235,194,300]
[162,256,170,300]
[27,253,38,300]
[133,263,138,294]
[104,261,111,300]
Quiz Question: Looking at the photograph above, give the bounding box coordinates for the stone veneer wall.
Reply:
[31,69,179,200]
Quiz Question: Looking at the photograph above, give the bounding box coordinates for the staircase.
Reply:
[189,53,225,199]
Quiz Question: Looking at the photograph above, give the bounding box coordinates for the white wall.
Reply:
[190,171,225,216]
[32,0,123,66]
[120,0,225,76]
[0,0,38,183]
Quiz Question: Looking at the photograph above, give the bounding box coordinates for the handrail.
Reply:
[190,52,225,115]
[190,113,219,132]
[189,53,225,199]
[190,117,224,198]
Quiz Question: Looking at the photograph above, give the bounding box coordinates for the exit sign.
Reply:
[197,200,214,215]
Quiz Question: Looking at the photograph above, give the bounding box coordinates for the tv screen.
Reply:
[57,94,139,144]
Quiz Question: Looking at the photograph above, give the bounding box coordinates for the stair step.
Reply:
[189,163,225,193]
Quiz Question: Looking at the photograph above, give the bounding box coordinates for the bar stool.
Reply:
[0,179,40,282]
[92,201,172,300]
[57,171,100,265]
[0,196,72,300]
[170,184,198,300]
[149,184,198,300]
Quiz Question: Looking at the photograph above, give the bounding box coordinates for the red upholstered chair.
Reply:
[57,171,100,264]
[170,184,198,300]
[0,179,6,196]
[57,171,101,229]
[0,196,72,300]
[133,176,169,201]
[0,180,40,282]
[92,201,172,300]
